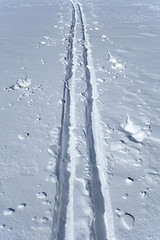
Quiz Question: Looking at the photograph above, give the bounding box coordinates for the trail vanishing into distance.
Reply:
[52,1,115,240]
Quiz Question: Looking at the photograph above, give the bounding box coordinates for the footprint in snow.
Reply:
[122,213,135,230]
[115,209,135,230]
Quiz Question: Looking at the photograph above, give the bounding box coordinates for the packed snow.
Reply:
[0,0,160,239]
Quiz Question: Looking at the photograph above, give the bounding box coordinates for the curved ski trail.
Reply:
[52,1,115,240]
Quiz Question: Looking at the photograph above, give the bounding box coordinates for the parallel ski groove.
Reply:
[77,3,107,240]
[65,3,79,239]
[52,4,76,240]
[77,3,116,240]
[52,1,115,240]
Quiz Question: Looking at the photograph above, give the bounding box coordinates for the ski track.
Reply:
[77,3,115,240]
[77,3,107,240]
[52,3,76,240]
[52,1,115,240]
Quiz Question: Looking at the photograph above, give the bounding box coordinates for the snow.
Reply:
[120,114,150,142]
[0,0,160,239]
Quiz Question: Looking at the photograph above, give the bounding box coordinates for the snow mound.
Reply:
[120,115,149,142]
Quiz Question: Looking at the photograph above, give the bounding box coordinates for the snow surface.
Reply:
[0,0,160,239]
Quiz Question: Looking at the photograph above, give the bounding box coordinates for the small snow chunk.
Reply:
[97,78,105,83]
[140,191,147,197]
[36,192,47,199]
[102,34,107,39]
[115,208,123,217]
[10,78,31,90]
[121,115,148,142]
[35,117,42,123]
[39,217,48,223]
[43,36,49,40]
[126,177,134,184]
[8,103,13,107]
[123,193,129,199]
[17,203,27,209]
[32,216,37,221]
[124,115,141,134]
[108,51,125,70]
[133,130,147,142]
[0,224,6,229]
[3,208,15,216]
[134,158,143,167]
[42,200,51,205]
[40,41,46,45]
[17,78,31,88]
[18,132,29,140]
[41,59,45,64]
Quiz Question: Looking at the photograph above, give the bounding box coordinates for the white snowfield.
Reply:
[0,0,160,239]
